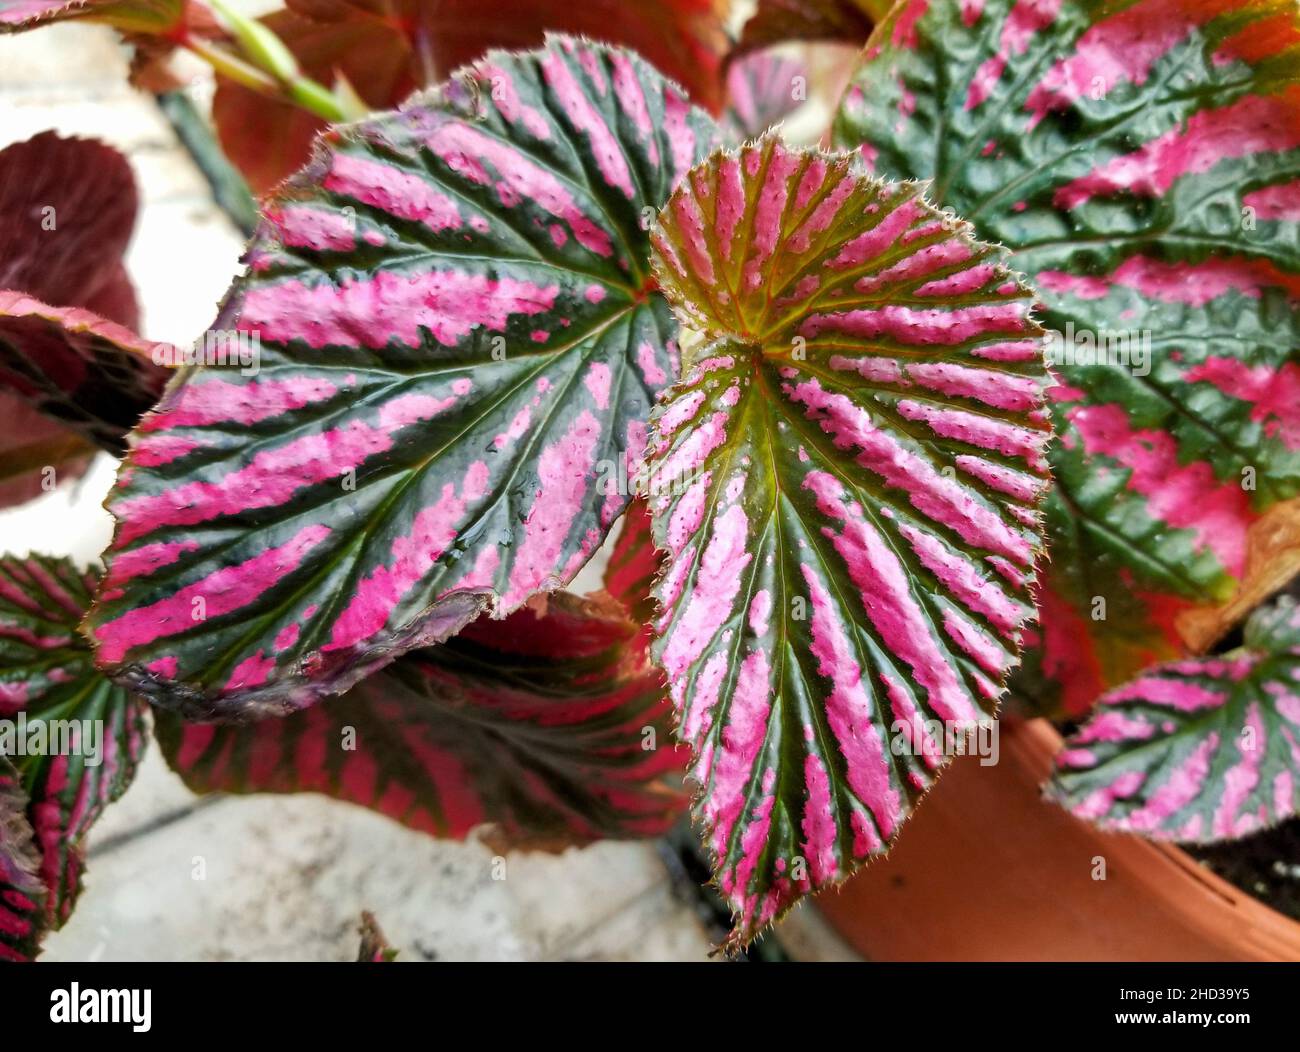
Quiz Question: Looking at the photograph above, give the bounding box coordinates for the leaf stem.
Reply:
[182,32,351,124]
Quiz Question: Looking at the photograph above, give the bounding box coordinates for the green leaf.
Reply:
[647,134,1049,946]
[87,36,719,721]
[833,0,1300,716]
[154,593,689,848]
[1049,596,1300,841]
[0,555,149,960]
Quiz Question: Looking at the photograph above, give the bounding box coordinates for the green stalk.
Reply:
[184,11,351,124]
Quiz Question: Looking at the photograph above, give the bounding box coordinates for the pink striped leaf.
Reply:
[88,36,719,721]
[835,0,1300,717]
[1049,596,1300,841]
[603,497,661,629]
[0,756,44,962]
[0,555,149,960]
[153,593,689,848]
[647,134,1050,946]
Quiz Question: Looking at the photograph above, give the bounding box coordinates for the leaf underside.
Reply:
[0,556,148,961]
[0,292,169,456]
[648,134,1049,946]
[833,0,1300,717]
[1050,596,1300,841]
[0,133,158,498]
[0,132,138,324]
[155,593,689,850]
[88,36,719,722]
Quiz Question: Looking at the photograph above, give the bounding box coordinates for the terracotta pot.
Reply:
[813,718,1300,961]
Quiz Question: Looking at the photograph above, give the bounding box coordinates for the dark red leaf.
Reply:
[0,132,138,320]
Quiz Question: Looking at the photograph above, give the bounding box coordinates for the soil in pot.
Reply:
[1188,820,1300,922]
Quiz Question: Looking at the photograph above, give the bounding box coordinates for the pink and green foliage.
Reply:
[1050,596,1300,841]
[154,592,689,848]
[834,0,1300,718]
[86,37,721,721]
[647,133,1049,943]
[0,556,149,961]
[6,0,1298,960]
[213,0,734,195]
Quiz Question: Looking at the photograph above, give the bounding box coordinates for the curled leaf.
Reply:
[0,133,160,502]
[0,292,170,455]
